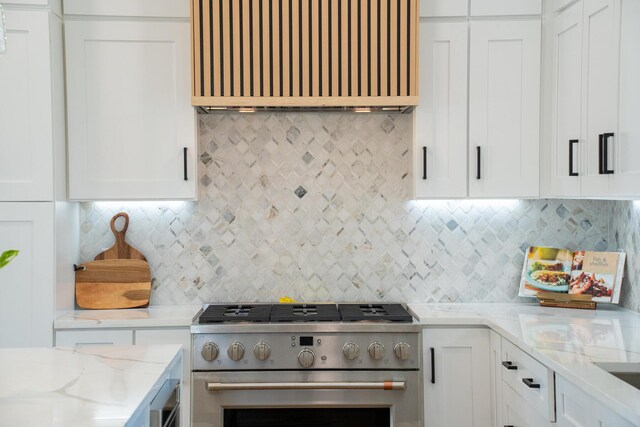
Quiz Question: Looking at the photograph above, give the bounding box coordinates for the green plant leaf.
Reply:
[0,250,19,269]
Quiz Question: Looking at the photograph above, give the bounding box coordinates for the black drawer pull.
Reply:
[476,146,481,179]
[569,139,578,176]
[598,134,604,175]
[183,147,188,181]
[501,361,517,370]
[603,132,614,174]
[522,378,540,389]
[430,347,435,384]
[422,146,427,180]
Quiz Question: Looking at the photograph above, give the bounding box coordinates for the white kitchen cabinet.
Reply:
[0,9,54,201]
[65,7,196,200]
[544,0,583,197]
[420,0,468,17]
[502,382,551,427]
[0,203,54,347]
[612,0,640,196]
[414,21,468,198]
[414,11,541,199]
[55,329,134,347]
[556,375,636,427]
[423,328,492,427]
[468,19,541,198]
[470,0,542,16]
[489,330,503,427]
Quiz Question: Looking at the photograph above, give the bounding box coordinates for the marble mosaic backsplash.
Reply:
[79,113,622,306]
[612,201,640,312]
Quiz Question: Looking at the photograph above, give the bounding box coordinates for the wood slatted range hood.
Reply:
[191,0,419,112]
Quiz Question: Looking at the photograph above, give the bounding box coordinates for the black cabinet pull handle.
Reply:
[430,347,435,384]
[603,132,614,174]
[501,361,517,370]
[422,147,427,180]
[183,147,188,181]
[522,378,540,389]
[569,139,579,176]
[476,146,481,179]
[598,134,604,175]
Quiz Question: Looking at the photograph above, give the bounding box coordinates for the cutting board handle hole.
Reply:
[110,212,129,235]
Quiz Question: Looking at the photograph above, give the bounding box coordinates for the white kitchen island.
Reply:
[0,344,182,427]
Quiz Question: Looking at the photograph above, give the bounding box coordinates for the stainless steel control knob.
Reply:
[227,342,245,361]
[298,349,315,368]
[368,341,385,360]
[201,342,219,361]
[254,341,271,361]
[342,342,360,360]
[394,342,411,360]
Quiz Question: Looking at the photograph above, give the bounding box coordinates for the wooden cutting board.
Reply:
[94,212,146,261]
[75,259,151,309]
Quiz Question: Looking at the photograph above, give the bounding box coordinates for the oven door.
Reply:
[192,370,421,427]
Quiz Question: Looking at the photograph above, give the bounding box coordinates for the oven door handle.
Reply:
[206,381,406,392]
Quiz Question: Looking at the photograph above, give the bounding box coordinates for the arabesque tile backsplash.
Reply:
[79,113,636,309]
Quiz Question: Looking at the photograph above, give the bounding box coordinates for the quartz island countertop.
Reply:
[0,344,182,427]
[407,303,640,425]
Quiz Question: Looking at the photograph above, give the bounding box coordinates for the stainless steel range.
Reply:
[191,303,422,427]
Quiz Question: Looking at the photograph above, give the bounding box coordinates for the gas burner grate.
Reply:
[198,304,272,323]
[270,304,341,322]
[338,304,413,323]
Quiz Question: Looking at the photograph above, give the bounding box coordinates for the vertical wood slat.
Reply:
[409,0,417,96]
[379,0,388,97]
[371,0,378,96]
[399,0,407,96]
[232,0,241,96]
[291,0,300,96]
[321,0,329,97]
[331,0,339,96]
[242,0,251,96]
[192,0,418,103]
[389,0,397,96]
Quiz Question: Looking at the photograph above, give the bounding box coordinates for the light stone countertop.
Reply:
[54,305,202,329]
[0,344,182,427]
[407,303,640,425]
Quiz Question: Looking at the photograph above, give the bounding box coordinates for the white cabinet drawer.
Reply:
[471,0,542,16]
[503,382,551,427]
[55,329,133,347]
[501,338,555,421]
[62,0,189,18]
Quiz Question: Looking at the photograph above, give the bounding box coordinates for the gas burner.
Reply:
[270,304,341,322]
[199,304,272,323]
[338,304,413,323]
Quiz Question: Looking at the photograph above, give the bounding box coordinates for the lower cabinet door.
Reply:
[502,383,550,427]
[423,328,492,427]
[0,203,54,347]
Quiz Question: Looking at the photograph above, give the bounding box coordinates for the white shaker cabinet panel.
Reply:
[502,383,551,427]
[544,1,583,197]
[556,375,636,427]
[0,203,54,348]
[414,21,468,198]
[420,0,468,17]
[54,329,134,347]
[0,10,54,201]
[63,0,190,18]
[471,0,542,16]
[423,328,492,427]
[469,20,541,198]
[65,19,197,200]
[613,0,640,196]
[579,0,616,197]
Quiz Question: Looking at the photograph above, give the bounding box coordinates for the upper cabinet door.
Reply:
[545,1,583,197]
[469,20,541,198]
[414,21,468,198]
[579,0,616,197]
[65,19,197,200]
[0,10,54,201]
[613,0,640,197]
[0,203,54,348]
